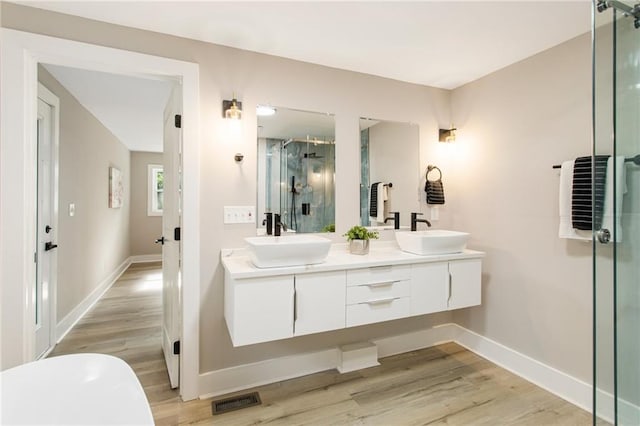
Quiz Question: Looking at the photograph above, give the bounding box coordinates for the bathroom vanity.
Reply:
[222,242,484,347]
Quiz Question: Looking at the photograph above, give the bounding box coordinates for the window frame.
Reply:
[147,164,164,216]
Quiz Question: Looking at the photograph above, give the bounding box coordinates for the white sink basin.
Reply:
[245,235,332,268]
[395,230,470,255]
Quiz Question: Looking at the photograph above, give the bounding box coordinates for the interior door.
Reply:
[35,86,58,359]
[161,84,182,388]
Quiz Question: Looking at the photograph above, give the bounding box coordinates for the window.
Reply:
[148,164,164,216]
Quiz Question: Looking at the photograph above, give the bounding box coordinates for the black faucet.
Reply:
[262,212,273,235]
[274,213,288,236]
[411,212,431,231]
[384,211,400,230]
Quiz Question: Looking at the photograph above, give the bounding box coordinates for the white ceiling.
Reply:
[28,1,593,152]
[43,64,173,152]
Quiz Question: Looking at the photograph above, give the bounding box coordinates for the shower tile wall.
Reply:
[360,128,370,226]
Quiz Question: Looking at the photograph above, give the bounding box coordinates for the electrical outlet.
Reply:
[224,206,256,224]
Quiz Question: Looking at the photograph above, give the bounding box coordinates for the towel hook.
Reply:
[426,165,442,181]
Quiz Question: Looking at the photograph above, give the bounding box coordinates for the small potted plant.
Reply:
[344,225,379,255]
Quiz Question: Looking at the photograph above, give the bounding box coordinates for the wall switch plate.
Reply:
[224,206,256,224]
[69,203,75,217]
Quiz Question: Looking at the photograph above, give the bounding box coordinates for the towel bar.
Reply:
[552,154,640,169]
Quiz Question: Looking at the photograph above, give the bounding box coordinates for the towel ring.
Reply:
[426,165,442,181]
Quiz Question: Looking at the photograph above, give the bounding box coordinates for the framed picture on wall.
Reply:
[109,166,123,208]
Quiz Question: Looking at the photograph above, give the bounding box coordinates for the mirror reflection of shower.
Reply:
[257,107,336,234]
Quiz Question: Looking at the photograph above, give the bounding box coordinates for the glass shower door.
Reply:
[593,2,640,424]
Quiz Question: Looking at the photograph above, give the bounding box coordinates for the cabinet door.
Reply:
[410,262,448,316]
[232,275,294,346]
[448,259,482,310]
[294,271,346,336]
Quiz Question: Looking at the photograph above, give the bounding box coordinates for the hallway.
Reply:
[49,262,180,416]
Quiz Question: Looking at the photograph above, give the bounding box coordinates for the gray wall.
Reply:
[130,151,162,256]
[7,3,594,386]
[449,33,593,383]
[38,66,131,321]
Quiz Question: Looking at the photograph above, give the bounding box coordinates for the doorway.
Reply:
[0,29,201,400]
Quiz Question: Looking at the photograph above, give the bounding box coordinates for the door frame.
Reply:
[0,29,201,401]
[35,83,60,359]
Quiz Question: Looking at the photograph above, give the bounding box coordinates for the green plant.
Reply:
[321,223,335,233]
[343,225,379,241]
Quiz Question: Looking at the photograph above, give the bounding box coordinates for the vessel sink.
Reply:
[395,230,470,255]
[245,235,332,268]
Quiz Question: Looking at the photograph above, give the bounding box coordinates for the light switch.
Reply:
[69,203,75,217]
[224,206,256,224]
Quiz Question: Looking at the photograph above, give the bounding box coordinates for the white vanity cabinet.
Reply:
[223,247,483,347]
[345,265,412,327]
[447,259,482,310]
[411,262,449,315]
[294,271,346,336]
[224,273,294,346]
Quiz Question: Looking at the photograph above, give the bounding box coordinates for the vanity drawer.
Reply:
[346,297,411,327]
[346,280,410,305]
[346,265,411,287]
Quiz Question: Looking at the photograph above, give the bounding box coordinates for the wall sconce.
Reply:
[439,125,457,143]
[223,97,242,120]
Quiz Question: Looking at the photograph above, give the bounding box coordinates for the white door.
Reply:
[35,84,59,359]
[161,84,182,388]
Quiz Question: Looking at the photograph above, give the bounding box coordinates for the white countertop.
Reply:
[222,241,484,279]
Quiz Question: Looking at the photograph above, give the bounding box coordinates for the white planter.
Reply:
[349,239,370,255]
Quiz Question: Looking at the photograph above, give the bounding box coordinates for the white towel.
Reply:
[601,156,627,242]
[558,156,627,241]
[369,183,388,224]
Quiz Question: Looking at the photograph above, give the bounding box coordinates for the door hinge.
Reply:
[173,340,180,355]
[174,114,182,128]
[174,227,181,241]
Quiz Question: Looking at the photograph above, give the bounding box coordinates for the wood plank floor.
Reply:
[51,263,593,425]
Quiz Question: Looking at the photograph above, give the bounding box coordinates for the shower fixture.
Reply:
[597,0,640,28]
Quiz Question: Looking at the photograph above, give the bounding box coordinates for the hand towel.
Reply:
[571,155,609,230]
[559,160,591,240]
[369,182,388,224]
[601,155,627,242]
[425,166,445,205]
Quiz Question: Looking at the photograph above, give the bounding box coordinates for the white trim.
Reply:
[55,257,131,343]
[198,322,605,420]
[0,28,201,401]
[130,254,163,264]
[451,324,593,413]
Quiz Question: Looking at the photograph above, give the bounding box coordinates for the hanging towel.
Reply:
[559,160,591,240]
[571,155,609,230]
[559,156,627,241]
[601,155,627,242]
[369,182,388,224]
[425,166,445,205]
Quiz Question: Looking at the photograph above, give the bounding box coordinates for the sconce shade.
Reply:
[223,98,243,120]
[439,125,457,142]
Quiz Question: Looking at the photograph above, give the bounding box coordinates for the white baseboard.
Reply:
[198,322,640,421]
[451,325,592,413]
[130,254,162,263]
[55,257,131,343]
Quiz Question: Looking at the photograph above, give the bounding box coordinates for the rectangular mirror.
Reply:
[360,118,420,227]
[257,107,335,234]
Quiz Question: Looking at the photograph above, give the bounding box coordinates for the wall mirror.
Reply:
[257,107,335,234]
[360,118,420,227]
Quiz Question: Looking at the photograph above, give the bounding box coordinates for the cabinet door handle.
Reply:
[293,288,297,322]
[447,272,452,305]
[364,281,399,288]
[361,297,399,306]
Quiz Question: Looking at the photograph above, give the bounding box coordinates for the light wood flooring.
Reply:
[51,263,592,425]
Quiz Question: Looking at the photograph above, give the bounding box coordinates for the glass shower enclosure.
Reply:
[593,1,640,424]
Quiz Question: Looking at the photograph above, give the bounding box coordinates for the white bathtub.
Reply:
[1,353,153,425]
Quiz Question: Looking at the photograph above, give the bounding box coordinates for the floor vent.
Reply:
[212,392,262,415]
